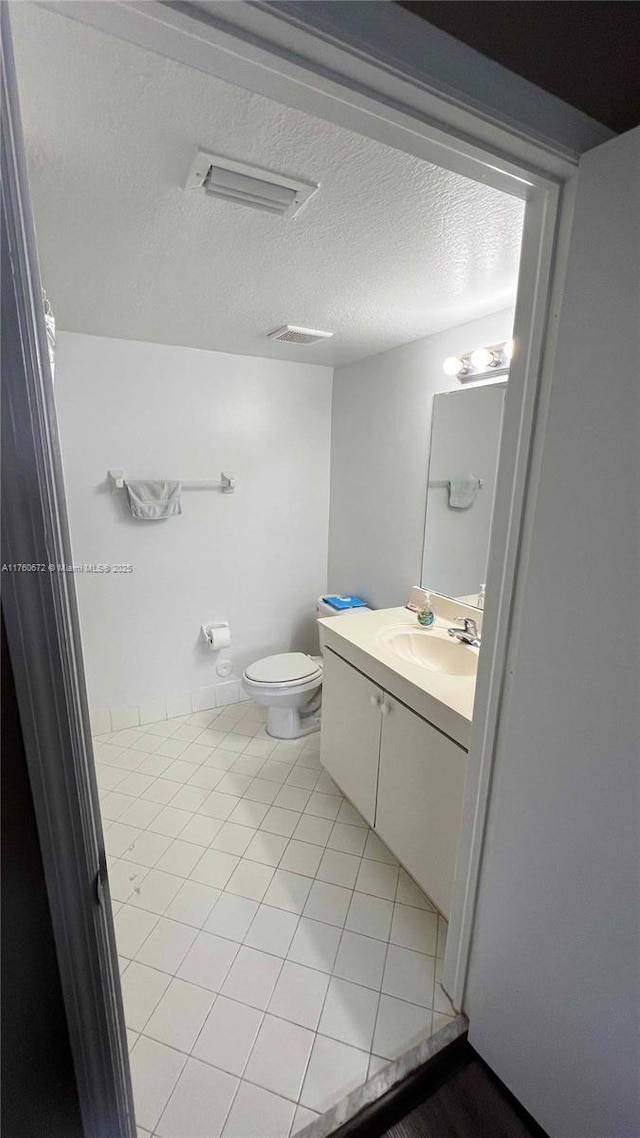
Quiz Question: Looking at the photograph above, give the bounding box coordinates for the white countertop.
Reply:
[319,602,478,749]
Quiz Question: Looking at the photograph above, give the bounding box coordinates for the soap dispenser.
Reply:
[417,594,435,627]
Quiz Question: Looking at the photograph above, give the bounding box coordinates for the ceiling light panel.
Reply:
[185,149,318,219]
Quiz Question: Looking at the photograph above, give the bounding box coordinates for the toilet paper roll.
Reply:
[203,623,231,651]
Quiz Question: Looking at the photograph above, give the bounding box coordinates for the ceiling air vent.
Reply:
[185,149,318,219]
[268,326,333,345]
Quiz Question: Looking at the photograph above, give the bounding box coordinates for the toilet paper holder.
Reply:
[201,622,231,650]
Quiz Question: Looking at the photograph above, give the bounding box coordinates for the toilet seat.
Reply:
[244,652,322,687]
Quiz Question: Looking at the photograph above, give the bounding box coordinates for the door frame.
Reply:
[4,0,589,1127]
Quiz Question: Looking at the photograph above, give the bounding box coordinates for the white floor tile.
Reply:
[227,799,270,828]
[273,785,312,812]
[144,977,215,1052]
[193,995,263,1076]
[162,759,203,784]
[287,916,342,974]
[117,772,157,798]
[148,805,192,839]
[382,945,435,1008]
[355,859,399,901]
[244,778,279,805]
[372,994,433,1060]
[212,821,256,856]
[155,838,205,878]
[108,859,148,903]
[205,893,259,942]
[268,960,329,1030]
[114,905,159,958]
[177,931,239,992]
[97,765,129,792]
[316,848,360,889]
[244,1014,314,1101]
[260,806,301,838]
[304,793,342,821]
[168,784,211,813]
[199,790,240,821]
[155,1056,238,1138]
[363,832,398,865]
[121,830,173,868]
[216,772,254,797]
[318,976,379,1050]
[390,904,438,955]
[292,815,333,847]
[244,831,288,867]
[135,917,197,973]
[244,905,299,957]
[230,753,267,778]
[205,749,237,772]
[368,1054,390,1078]
[129,1035,186,1132]
[395,868,435,911]
[345,893,393,941]
[278,839,323,878]
[179,742,213,766]
[291,1104,319,1134]
[226,859,275,902]
[244,737,277,759]
[327,822,368,857]
[105,822,142,858]
[187,765,225,791]
[190,848,240,889]
[285,767,319,791]
[164,881,220,928]
[129,869,183,915]
[120,961,171,1032]
[303,881,352,927]
[263,870,312,915]
[300,1034,369,1114]
[179,814,224,847]
[336,801,367,828]
[221,946,283,1010]
[101,791,137,822]
[155,738,189,760]
[259,760,292,785]
[141,779,182,806]
[333,930,387,990]
[137,754,175,778]
[219,734,248,754]
[222,1080,295,1138]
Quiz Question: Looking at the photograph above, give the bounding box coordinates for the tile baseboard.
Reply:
[90,679,251,735]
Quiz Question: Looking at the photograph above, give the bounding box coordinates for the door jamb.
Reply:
[5,0,580,1117]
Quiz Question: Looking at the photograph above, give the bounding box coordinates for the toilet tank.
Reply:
[316,595,371,654]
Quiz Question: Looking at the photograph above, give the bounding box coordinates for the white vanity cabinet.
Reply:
[320,647,468,918]
[320,648,383,826]
[376,695,467,918]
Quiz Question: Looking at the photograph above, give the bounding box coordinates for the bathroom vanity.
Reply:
[319,597,480,919]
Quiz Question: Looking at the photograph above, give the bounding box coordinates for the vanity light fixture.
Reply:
[443,340,512,381]
[442,355,467,377]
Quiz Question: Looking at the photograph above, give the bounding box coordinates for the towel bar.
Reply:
[108,470,236,493]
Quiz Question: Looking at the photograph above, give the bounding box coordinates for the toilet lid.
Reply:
[245,652,321,684]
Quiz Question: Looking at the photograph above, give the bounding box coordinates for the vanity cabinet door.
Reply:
[376,696,467,918]
[320,649,383,827]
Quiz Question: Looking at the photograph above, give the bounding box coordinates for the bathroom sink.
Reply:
[378,626,478,677]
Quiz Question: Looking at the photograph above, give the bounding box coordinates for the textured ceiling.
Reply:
[12,3,524,367]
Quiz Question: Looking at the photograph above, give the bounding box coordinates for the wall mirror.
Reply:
[421,382,506,603]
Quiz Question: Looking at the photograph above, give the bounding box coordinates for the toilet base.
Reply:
[266,705,321,740]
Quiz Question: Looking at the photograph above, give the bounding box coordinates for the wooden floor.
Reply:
[333,1037,549,1138]
[383,1058,542,1138]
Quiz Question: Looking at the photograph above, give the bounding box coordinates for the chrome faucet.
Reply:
[448,615,481,647]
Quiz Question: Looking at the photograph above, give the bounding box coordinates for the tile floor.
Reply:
[94,699,454,1138]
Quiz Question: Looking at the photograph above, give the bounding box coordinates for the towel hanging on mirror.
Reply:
[447,476,481,509]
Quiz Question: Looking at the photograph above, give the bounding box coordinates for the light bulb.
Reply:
[443,355,465,377]
[503,339,514,361]
[470,346,495,371]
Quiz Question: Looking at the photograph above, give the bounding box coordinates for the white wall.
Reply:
[328,309,514,608]
[465,130,640,1136]
[55,333,332,717]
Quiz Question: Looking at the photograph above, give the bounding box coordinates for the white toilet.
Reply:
[241,596,370,739]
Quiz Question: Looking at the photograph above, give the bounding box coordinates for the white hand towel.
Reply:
[448,476,481,509]
[125,480,182,519]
